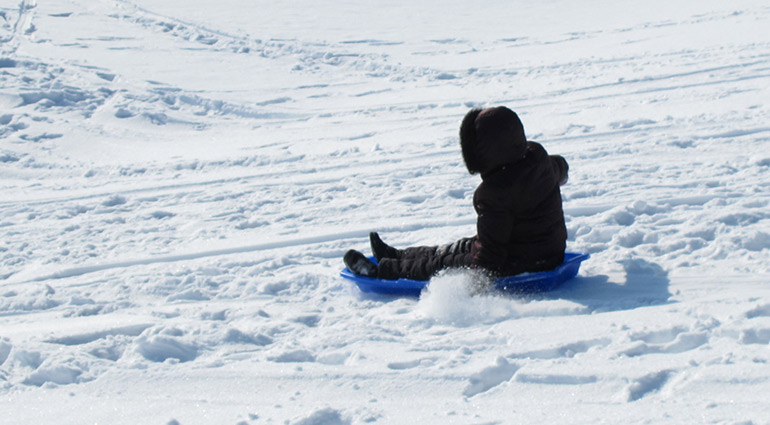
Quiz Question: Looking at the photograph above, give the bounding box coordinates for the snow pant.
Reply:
[377,237,475,281]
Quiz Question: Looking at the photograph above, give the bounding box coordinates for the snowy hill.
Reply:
[2,0,770,424]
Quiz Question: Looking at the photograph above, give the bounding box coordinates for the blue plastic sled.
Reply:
[340,252,590,296]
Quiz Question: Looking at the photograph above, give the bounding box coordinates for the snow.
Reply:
[2,0,770,423]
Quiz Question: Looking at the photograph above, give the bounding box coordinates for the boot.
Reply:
[370,232,400,261]
[344,249,378,278]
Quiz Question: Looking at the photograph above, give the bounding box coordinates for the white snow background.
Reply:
[2,0,770,423]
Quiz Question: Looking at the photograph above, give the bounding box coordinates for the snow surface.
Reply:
[2,0,770,423]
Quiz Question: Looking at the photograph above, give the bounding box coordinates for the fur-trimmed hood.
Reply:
[459,106,527,175]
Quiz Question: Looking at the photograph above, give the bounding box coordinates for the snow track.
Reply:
[2,1,770,424]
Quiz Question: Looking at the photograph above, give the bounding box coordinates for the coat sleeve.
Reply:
[471,186,511,272]
[549,155,569,186]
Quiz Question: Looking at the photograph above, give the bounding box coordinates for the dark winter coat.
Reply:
[470,141,568,276]
[377,141,568,281]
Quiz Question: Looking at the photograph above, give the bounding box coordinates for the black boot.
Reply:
[370,232,400,261]
[344,249,378,278]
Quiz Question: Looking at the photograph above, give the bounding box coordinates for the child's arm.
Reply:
[528,142,569,186]
[550,155,569,185]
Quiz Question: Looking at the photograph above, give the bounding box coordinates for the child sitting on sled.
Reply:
[344,106,569,281]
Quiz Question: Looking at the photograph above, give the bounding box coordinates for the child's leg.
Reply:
[378,256,439,281]
[370,232,400,261]
[344,250,378,277]
[378,237,475,280]
[399,236,474,259]
[435,237,475,257]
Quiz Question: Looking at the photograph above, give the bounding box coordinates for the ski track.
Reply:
[2,0,770,424]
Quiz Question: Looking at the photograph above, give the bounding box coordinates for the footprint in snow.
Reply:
[609,119,656,129]
[136,335,198,363]
[269,349,315,363]
[622,369,674,402]
[149,210,175,219]
[289,408,349,425]
[399,195,428,204]
[463,357,519,398]
[101,195,127,207]
[509,338,611,360]
[745,304,770,318]
[23,364,86,387]
[0,338,14,365]
[620,331,708,357]
[386,357,437,370]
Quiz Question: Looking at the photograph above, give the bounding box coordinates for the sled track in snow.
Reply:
[19,217,477,283]
[12,191,745,283]
[108,0,426,81]
[0,0,37,49]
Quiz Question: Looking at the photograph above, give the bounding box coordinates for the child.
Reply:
[344,106,569,281]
